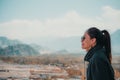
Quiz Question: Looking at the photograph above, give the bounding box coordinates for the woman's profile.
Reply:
[81,27,115,80]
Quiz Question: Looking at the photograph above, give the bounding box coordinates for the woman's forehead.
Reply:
[84,32,91,38]
[84,32,89,36]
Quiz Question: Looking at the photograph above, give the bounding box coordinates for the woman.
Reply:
[81,27,115,80]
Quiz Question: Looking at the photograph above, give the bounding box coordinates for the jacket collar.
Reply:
[84,45,102,62]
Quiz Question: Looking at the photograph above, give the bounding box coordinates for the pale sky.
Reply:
[0,0,120,42]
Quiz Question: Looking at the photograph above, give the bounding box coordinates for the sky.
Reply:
[0,0,120,42]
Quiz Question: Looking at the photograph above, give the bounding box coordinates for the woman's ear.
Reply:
[92,38,96,43]
[91,38,96,47]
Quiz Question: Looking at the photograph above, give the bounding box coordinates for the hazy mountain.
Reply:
[0,44,40,56]
[30,44,43,51]
[36,36,81,52]
[111,29,120,45]
[0,36,21,48]
[30,44,53,54]
[0,29,120,56]
[34,29,120,54]
[0,37,40,56]
[111,29,120,54]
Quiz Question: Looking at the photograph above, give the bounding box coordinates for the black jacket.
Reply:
[84,45,115,80]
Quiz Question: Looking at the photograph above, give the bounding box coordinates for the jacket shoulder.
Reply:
[90,48,107,63]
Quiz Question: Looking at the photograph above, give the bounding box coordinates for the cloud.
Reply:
[102,6,120,20]
[0,19,44,39]
[0,6,120,40]
[97,6,120,31]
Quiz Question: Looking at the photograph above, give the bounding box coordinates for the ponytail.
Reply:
[101,30,112,64]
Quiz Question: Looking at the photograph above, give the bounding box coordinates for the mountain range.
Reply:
[0,29,120,56]
[33,29,120,54]
[111,29,120,54]
[0,37,40,56]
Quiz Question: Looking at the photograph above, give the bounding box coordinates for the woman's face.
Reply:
[81,32,96,51]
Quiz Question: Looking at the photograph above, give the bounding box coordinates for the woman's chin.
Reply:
[81,46,85,49]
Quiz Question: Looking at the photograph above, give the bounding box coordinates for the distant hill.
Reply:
[0,36,21,48]
[30,44,46,51]
[35,29,120,54]
[36,36,81,52]
[111,29,120,45]
[0,44,40,56]
[0,37,40,56]
[111,29,120,54]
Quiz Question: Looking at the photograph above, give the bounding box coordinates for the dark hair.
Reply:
[86,27,112,63]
